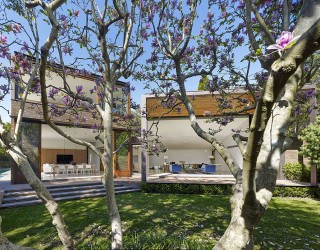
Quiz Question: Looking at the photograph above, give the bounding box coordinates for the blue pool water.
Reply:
[0,168,10,177]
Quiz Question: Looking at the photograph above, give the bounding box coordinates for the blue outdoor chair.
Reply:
[199,164,216,174]
[170,164,183,173]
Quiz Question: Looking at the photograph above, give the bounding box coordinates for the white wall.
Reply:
[149,149,212,167]
[23,73,97,103]
[88,147,100,168]
[41,138,86,150]
[132,146,141,172]
[214,134,244,175]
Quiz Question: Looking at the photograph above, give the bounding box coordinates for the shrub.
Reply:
[282,163,311,182]
[142,183,320,198]
[141,183,232,195]
[273,186,320,198]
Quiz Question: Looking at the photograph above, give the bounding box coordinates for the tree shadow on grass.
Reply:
[1,194,319,249]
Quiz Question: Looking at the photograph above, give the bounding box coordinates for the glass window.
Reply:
[115,131,129,171]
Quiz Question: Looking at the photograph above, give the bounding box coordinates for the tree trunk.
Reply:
[8,145,74,249]
[102,89,123,249]
[213,184,256,250]
[215,66,301,249]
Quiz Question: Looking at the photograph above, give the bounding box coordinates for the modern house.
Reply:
[10,56,134,184]
[141,87,317,179]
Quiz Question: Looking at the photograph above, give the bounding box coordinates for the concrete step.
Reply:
[1,189,140,208]
[3,185,133,203]
[5,183,105,196]
[1,181,140,208]
[4,181,122,194]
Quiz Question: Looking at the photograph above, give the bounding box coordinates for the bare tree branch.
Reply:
[232,134,246,156]
[283,0,292,31]
[248,0,276,44]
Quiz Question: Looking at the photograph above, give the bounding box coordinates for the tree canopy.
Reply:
[299,116,320,165]
[0,0,319,249]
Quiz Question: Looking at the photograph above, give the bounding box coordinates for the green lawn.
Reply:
[0,193,319,249]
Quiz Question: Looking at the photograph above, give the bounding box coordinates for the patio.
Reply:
[0,169,314,194]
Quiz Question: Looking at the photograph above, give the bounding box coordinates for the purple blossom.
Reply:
[48,87,59,98]
[18,59,30,72]
[305,90,316,98]
[140,29,148,40]
[10,23,21,33]
[0,35,7,45]
[241,98,248,103]
[0,84,9,92]
[278,31,294,47]
[62,96,71,106]
[91,123,98,130]
[131,103,140,110]
[293,105,301,115]
[151,38,159,48]
[73,10,80,16]
[0,70,6,78]
[0,46,10,59]
[60,14,67,21]
[49,103,56,109]
[76,85,83,94]
[267,31,300,51]
[20,42,30,52]
[31,78,40,93]
[62,45,73,55]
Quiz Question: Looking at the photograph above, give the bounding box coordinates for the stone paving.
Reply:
[0,169,314,193]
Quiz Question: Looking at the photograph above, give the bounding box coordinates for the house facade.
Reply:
[141,87,317,179]
[10,59,133,184]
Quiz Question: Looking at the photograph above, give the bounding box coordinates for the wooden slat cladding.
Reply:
[40,149,87,170]
[11,99,126,129]
[11,99,99,126]
[146,93,255,118]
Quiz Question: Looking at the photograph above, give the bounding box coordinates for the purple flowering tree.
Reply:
[139,0,320,249]
[1,0,142,248]
[0,1,74,249]
[15,0,142,249]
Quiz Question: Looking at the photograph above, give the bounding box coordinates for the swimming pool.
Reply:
[0,168,10,177]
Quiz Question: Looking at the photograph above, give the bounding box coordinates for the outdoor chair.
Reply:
[83,164,92,174]
[199,164,216,174]
[169,164,183,173]
[43,164,55,178]
[66,165,75,175]
[76,164,84,175]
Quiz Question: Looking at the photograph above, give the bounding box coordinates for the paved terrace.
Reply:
[0,170,314,192]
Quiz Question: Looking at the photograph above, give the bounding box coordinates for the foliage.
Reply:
[197,75,209,91]
[299,116,320,165]
[1,194,319,249]
[141,183,232,195]
[287,88,317,138]
[282,163,311,182]
[0,123,11,162]
[273,186,320,198]
[141,183,320,198]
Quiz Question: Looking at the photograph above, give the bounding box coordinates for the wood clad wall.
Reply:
[40,149,87,170]
[146,93,255,118]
